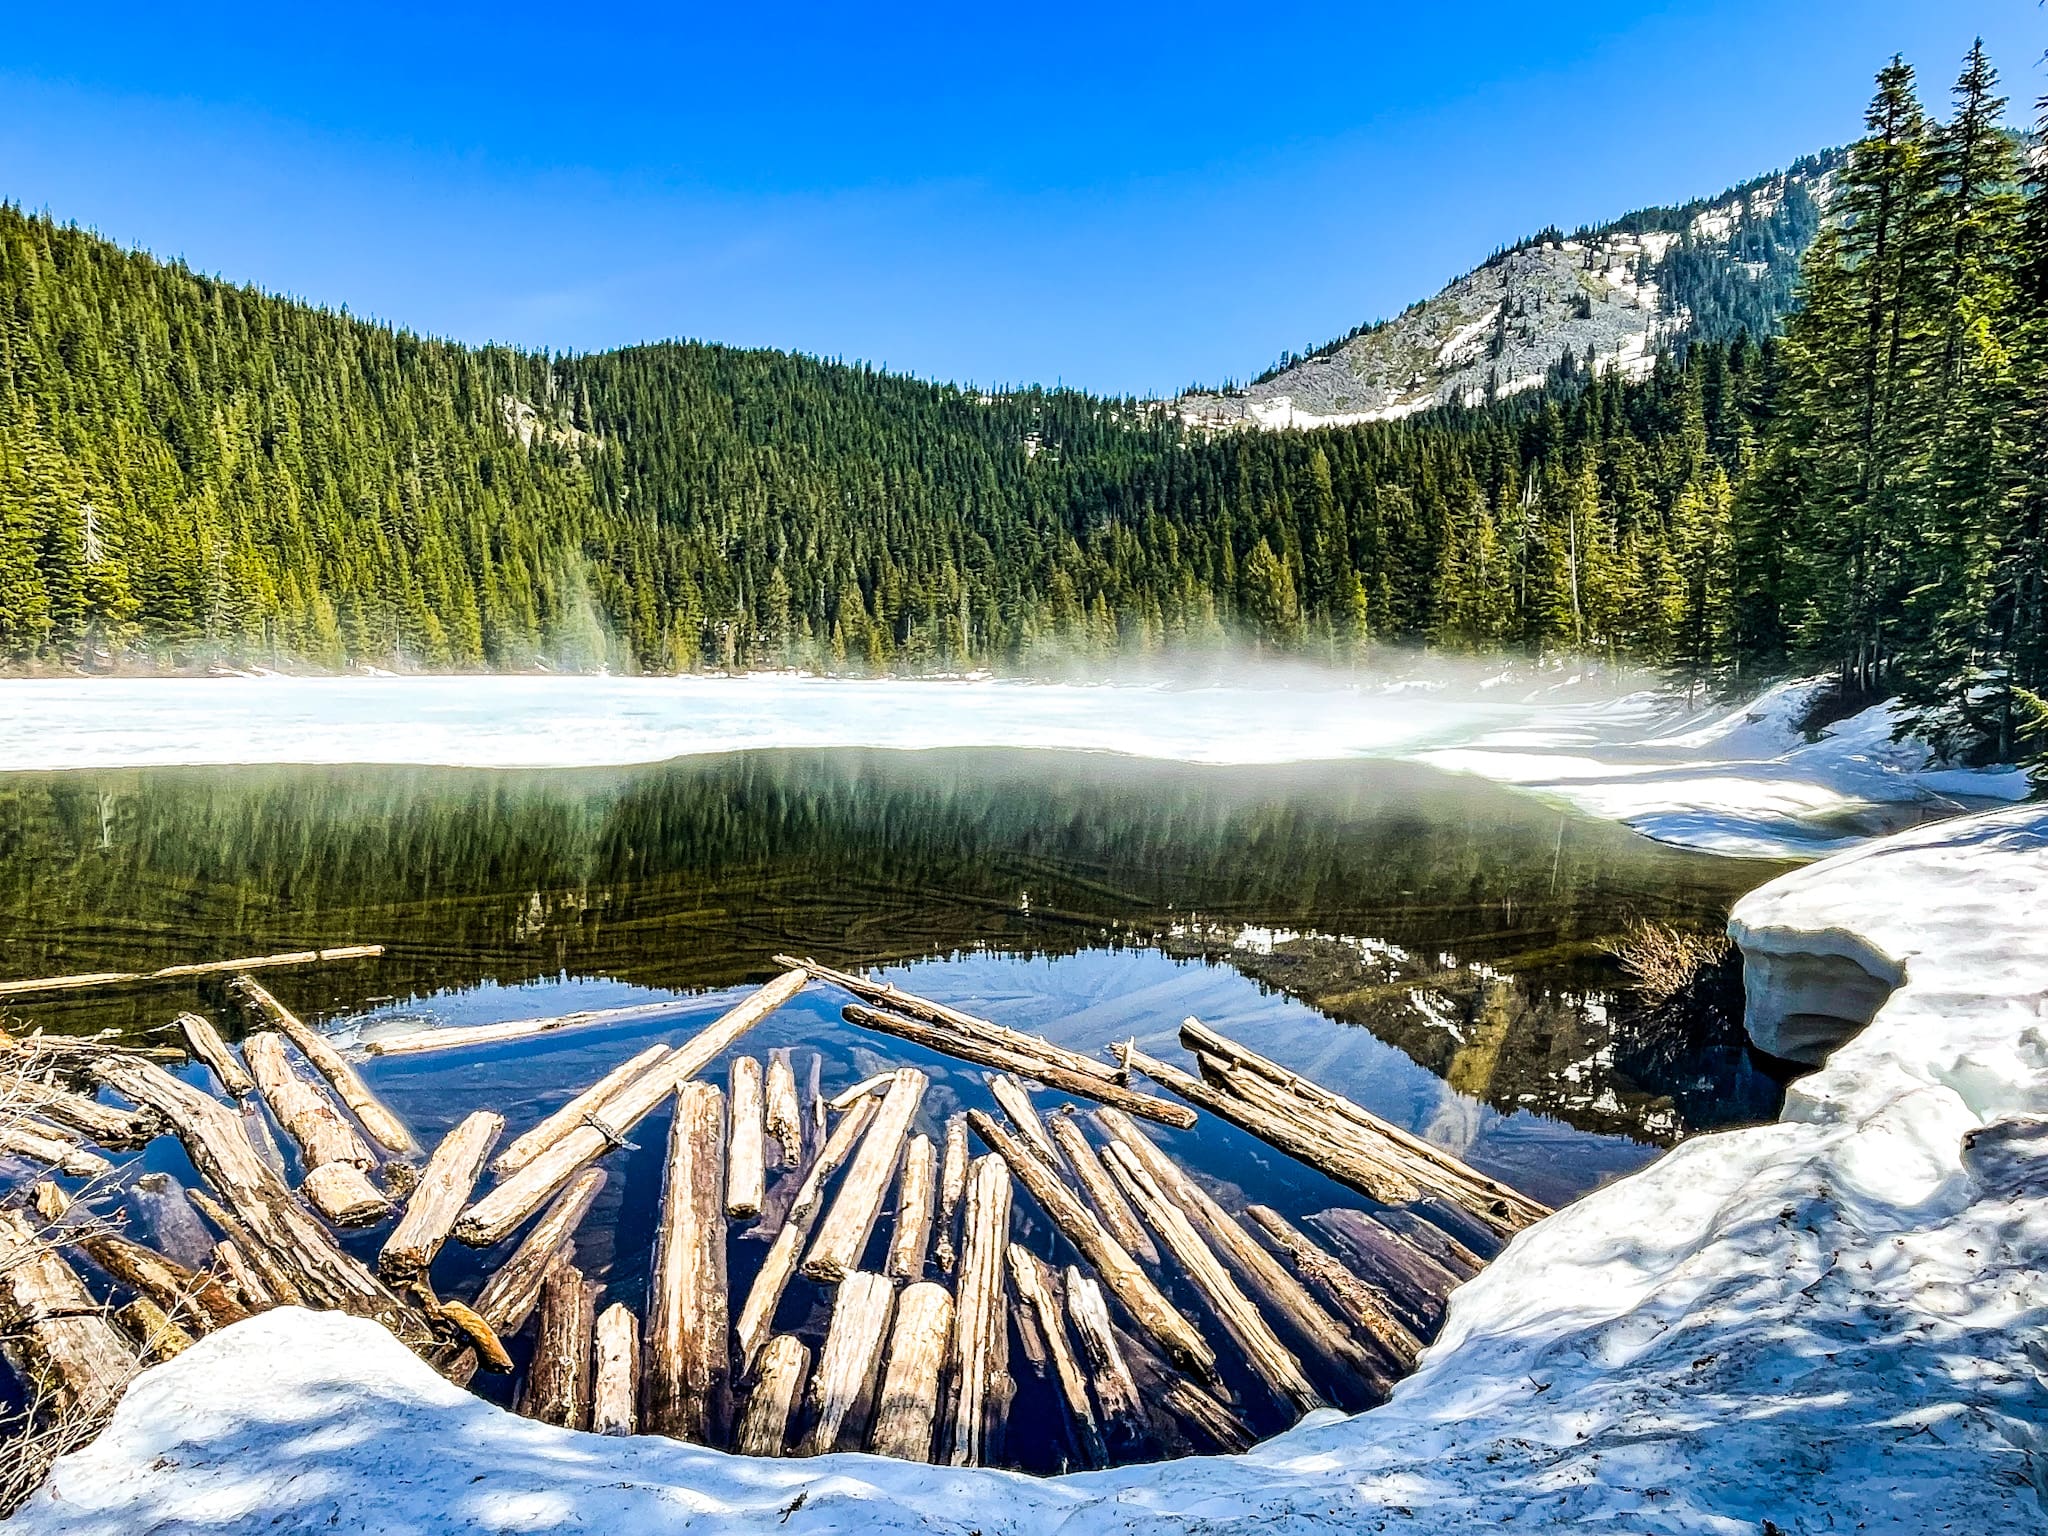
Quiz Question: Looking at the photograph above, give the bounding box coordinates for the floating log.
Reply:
[868,1281,953,1463]
[0,945,383,1002]
[366,996,702,1057]
[491,1043,667,1177]
[116,1296,195,1363]
[176,1011,255,1099]
[381,1111,503,1282]
[210,1239,272,1310]
[15,1081,156,1148]
[239,1099,288,1179]
[966,1110,1216,1386]
[1110,1316,1254,1456]
[1180,1019,1549,1234]
[1047,1112,1158,1266]
[644,1081,729,1445]
[934,1113,969,1274]
[1062,1268,1145,1459]
[0,1208,137,1416]
[31,1180,71,1223]
[457,969,807,1247]
[186,1190,305,1310]
[591,1302,640,1436]
[519,1257,596,1430]
[438,1299,514,1373]
[728,1056,766,1219]
[1007,1246,1106,1469]
[946,1153,1013,1468]
[827,1073,893,1111]
[302,1162,393,1226]
[230,975,415,1156]
[243,1031,375,1172]
[988,1074,1058,1164]
[1308,1208,1459,1339]
[1376,1208,1485,1278]
[0,1118,111,1178]
[1101,1139,1323,1417]
[803,1068,926,1283]
[470,1167,607,1335]
[735,1335,810,1457]
[804,1051,826,1155]
[764,1049,802,1166]
[1095,1107,1391,1400]
[844,1004,1194,1128]
[886,1132,936,1280]
[798,1270,896,1456]
[92,1057,424,1340]
[76,1231,248,1332]
[733,1094,881,1371]
[1010,1286,1049,1379]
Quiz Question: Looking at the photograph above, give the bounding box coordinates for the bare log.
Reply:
[0,1118,110,1179]
[243,1031,375,1171]
[946,1153,1013,1468]
[727,1056,766,1219]
[764,1049,802,1165]
[1007,1246,1105,1469]
[381,1111,503,1281]
[987,1074,1058,1164]
[30,1180,70,1223]
[0,945,382,1002]
[803,1068,926,1283]
[209,1239,271,1310]
[804,1052,826,1157]
[868,1280,954,1463]
[75,1231,248,1332]
[301,1162,392,1226]
[116,1296,194,1363]
[231,975,415,1155]
[15,1082,155,1148]
[518,1258,596,1429]
[1307,1208,1459,1339]
[644,1082,729,1445]
[366,996,703,1057]
[1062,1268,1144,1459]
[465,1168,604,1334]
[591,1302,640,1436]
[457,969,807,1247]
[798,1270,895,1455]
[0,1208,136,1415]
[491,1044,667,1177]
[175,1012,254,1098]
[885,1133,936,1280]
[1047,1112,1157,1265]
[734,1336,809,1457]
[827,1073,893,1111]
[1375,1208,1485,1278]
[438,1299,514,1372]
[934,1113,969,1275]
[186,1190,304,1309]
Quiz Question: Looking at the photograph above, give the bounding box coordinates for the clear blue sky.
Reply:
[2,2,2040,395]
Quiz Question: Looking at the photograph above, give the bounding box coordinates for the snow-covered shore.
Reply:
[12,803,2046,1534]
[0,673,2025,857]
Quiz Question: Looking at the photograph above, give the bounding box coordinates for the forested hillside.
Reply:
[0,44,2042,767]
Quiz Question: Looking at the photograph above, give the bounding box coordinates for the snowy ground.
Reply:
[0,673,2025,858]
[10,803,2047,1534]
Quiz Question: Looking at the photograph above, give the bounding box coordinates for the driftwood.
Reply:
[0,944,383,1002]
[116,1296,195,1362]
[367,996,704,1057]
[1007,1246,1106,1469]
[231,975,415,1155]
[1010,1286,1049,1378]
[844,1004,1194,1128]
[1376,1208,1485,1277]
[239,1099,288,1179]
[868,1281,953,1463]
[470,1168,607,1335]
[457,969,807,1247]
[0,1119,110,1179]
[1308,1208,1460,1338]
[988,1074,1058,1164]
[243,1031,375,1171]
[176,1012,254,1098]
[381,1111,503,1281]
[966,1110,1216,1385]
[946,1153,1013,1468]
[76,1231,248,1332]
[934,1113,969,1274]
[301,1162,392,1226]
[30,1180,70,1223]
[1048,1112,1157,1265]
[735,1335,809,1457]
[798,1270,896,1456]
[885,1132,936,1280]
[591,1302,640,1436]
[644,1081,729,1445]
[211,1239,272,1310]
[764,1049,802,1166]
[186,1189,305,1309]
[1112,1319,1253,1455]
[804,1052,826,1156]
[727,1056,766,1219]
[734,1095,881,1370]
[15,1082,156,1148]
[519,1257,596,1429]
[438,1299,514,1372]
[803,1068,926,1283]
[827,1073,893,1111]
[1062,1269,1144,1459]
[0,1208,137,1415]
[491,1043,667,1176]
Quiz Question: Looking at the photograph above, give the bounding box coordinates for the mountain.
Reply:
[1178,152,1840,431]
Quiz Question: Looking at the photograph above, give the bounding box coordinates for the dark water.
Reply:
[0,749,1793,1462]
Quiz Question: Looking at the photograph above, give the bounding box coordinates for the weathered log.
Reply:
[803,1068,926,1283]
[491,1043,668,1177]
[239,1098,288,1179]
[209,1239,272,1310]
[804,1051,826,1155]
[1376,1208,1485,1278]
[591,1302,640,1435]
[0,1118,111,1178]
[946,1153,1013,1468]
[457,970,807,1247]
[1047,1112,1157,1266]
[381,1111,503,1281]
[438,1298,514,1372]
[76,1231,248,1332]
[366,996,701,1057]
[1307,1208,1459,1339]
[845,1004,1194,1128]
[1111,1316,1254,1455]
[798,1270,896,1455]
[518,1258,596,1429]
[0,945,383,1002]
[14,1081,155,1148]
[186,1190,305,1309]
[1010,1286,1049,1378]
[934,1113,969,1274]
[885,1132,936,1280]
[868,1281,953,1463]
[734,1095,881,1371]
[988,1073,1058,1164]
[30,1180,71,1223]
[644,1081,729,1445]
[728,1056,766,1219]
[966,1110,1216,1386]
[243,1031,375,1171]
[116,1296,195,1362]
[1062,1268,1145,1459]
[764,1049,802,1165]
[302,1162,392,1226]
[827,1072,893,1111]
[231,975,415,1155]
[734,1335,809,1457]
[0,1208,136,1416]
[176,1011,255,1098]
[1007,1246,1106,1469]
[469,1167,606,1333]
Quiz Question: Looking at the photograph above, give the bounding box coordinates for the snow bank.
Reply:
[14,805,2047,1535]
[0,674,2025,858]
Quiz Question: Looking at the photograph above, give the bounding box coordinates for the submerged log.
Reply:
[367,996,705,1057]
[176,1011,254,1098]
[1061,1268,1144,1459]
[519,1258,597,1430]
[803,1068,926,1283]
[0,1208,137,1416]
[591,1302,640,1436]
[798,1270,896,1456]
[885,1132,936,1280]
[0,1118,111,1179]
[644,1082,729,1445]
[988,1073,1058,1164]
[735,1335,810,1458]
[457,969,807,1247]
[76,1231,248,1332]
[231,975,415,1155]
[764,1049,802,1166]
[966,1110,1216,1386]
[727,1056,766,1219]
[0,945,383,1003]
[186,1190,305,1309]
[1111,1318,1254,1456]
[243,1031,376,1172]
[116,1296,194,1363]
[946,1153,1013,1468]
[469,1168,607,1335]
[211,1239,272,1310]
[868,1281,953,1463]
[827,1073,893,1111]
[844,1004,1194,1128]
[934,1113,969,1275]
[734,1094,881,1371]
[381,1111,503,1282]
[1007,1246,1106,1469]
[1307,1208,1460,1339]
[1047,1111,1157,1265]
[491,1043,668,1177]
[1376,1207,1485,1278]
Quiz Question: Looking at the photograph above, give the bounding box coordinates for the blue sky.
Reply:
[2,3,2041,395]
